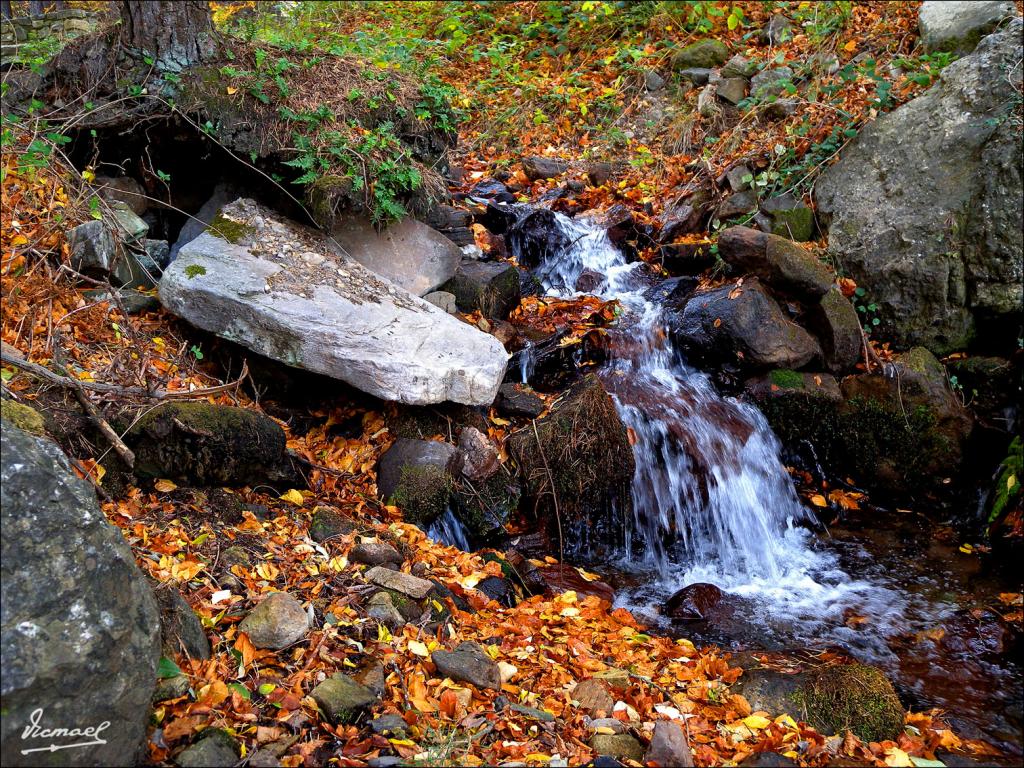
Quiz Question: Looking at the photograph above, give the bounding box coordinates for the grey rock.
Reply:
[154,674,192,702]
[351,540,403,567]
[156,587,211,660]
[331,215,461,297]
[376,438,456,524]
[671,39,728,69]
[673,279,821,371]
[590,734,644,761]
[431,641,502,690]
[366,591,406,629]
[677,67,713,85]
[716,190,757,220]
[69,219,115,272]
[309,507,355,543]
[423,290,457,313]
[367,758,403,768]
[160,199,508,405]
[456,426,499,481]
[717,76,748,105]
[110,203,149,243]
[442,259,521,320]
[750,66,794,98]
[721,54,757,78]
[1,423,160,767]
[176,730,240,767]
[725,164,752,191]
[364,566,435,599]
[94,175,148,216]
[718,226,834,298]
[644,69,666,91]
[588,718,626,734]
[586,162,615,186]
[761,194,815,242]
[238,592,308,649]
[521,156,568,181]
[84,287,161,315]
[816,20,1023,353]
[310,675,377,724]
[761,13,794,45]
[919,1,1016,54]
[370,714,408,736]
[763,98,798,119]
[646,721,694,767]
[495,383,545,418]
[806,288,862,374]
[248,751,282,768]
[170,182,242,261]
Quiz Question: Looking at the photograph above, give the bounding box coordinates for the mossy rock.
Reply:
[207,209,255,244]
[770,206,815,242]
[453,468,520,544]
[0,399,46,436]
[800,664,904,743]
[507,375,634,558]
[390,464,452,526]
[744,371,842,467]
[671,39,729,69]
[127,402,289,486]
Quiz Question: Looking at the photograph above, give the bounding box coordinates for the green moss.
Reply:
[988,436,1022,527]
[390,464,451,525]
[454,470,520,542]
[0,399,46,436]
[208,210,254,244]
[801,664,904,743]
[769,369,805,390]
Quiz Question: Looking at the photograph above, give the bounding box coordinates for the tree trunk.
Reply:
[120,0,217,70]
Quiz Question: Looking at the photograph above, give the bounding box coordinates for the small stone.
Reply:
[456,426,500,481]
[156,587,211,660]
[644,70,666,91]
[589,733,644,762]
[366,591,406,629]
[364,565,435,599]
[721,54,757,78]
[221,545,251,569]
[238,592,309,649]
[431,641,502,690]
[586,162,615,186]
[573,678,615,714]
[677,68,713,85]
[521,156,568,181]
[750,66,794,99]
[351,540,404,567]
[153,674,191,701]
[717,77,748,105]
[495,383,545,418]
[353,662,388,697]
[176,730,240,767]
[248,749,282,767]
[423,290,457,313]
[367,758,403,768]
[671,39,728,70]
[370,714,408,736]
[592,667,631,689]
[309,506,355,543]
[717,191,758,220]
[646,721,694,767]
[589,717,626,734]
[310,675,378,724]
[761,13,794,45]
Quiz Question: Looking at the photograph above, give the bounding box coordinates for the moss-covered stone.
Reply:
[671,39,729,69]
[310,675,377,724]
[127,402,289,485]
[0,399,46,436]
[207,209,254,244]
[988,436,1022,528]
[800,664,905,743]
[768,368,805,389]
[453,468,520,543]
[507,375,633,559]
[309,506,356,543]
[390,464,452,526]
[745,371,842,466]
[770,205,815,242]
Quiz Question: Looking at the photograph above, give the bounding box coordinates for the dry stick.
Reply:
[532,418,564,577]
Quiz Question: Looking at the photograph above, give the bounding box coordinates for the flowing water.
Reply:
[524,210,1021,752]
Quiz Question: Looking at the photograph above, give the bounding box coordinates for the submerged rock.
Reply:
[1,423,160,767]
[815,20,1023,354]
[161,198,508,406]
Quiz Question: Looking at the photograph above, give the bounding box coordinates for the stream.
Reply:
[522,211,1022,754]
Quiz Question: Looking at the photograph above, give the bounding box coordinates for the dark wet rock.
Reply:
[672,279,821,372]
[590,734,644,762]
[523,562,616,604]
[475,575,518,607]
[647,276,700,309]
[507,375,634,559]
[370,714,408,736]
[176,729,240,767]
[1,423,161,768]
[718,226,833,299]
[456,426,500,481]
[573,678,615,714]
[576,267,606,293]
[350,540,404,567]
[507,208,572,267]
[442,259,521,320]
[587,162,615,186]
[127,402,290,486]
[658,241,717,275]
[761,194,815,242]
[495,383,546,418]
[672,39,729,69]
[156,586,211,661]
[838,347,974,496]
[522,156,568,181]
[469,179,516,203]
[309,506,356,543]
[238,592,308,649]
[665,582,727,621]
[589,203,641,254]
[432,641,502,690]
[364,566,435,599]
[376,438,457,526]
[806,288,862,374]
[678,67,713,85]
[717,190,758,220]
[310,675,377,724]
[658,197,710,242]
[478,199,521,235]
[508,327,609,392]
[352,661,388,698]
[761,13,794,44]
[646,721,694,767]
[744,370,843,465]
[946,355,1020,431]
[815,20,1023,354]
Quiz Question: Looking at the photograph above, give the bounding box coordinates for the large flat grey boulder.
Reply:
[160,199,508,405]
[331,215,461,296]
[919,1,1016,54]
[1,423,160,766]
[816,19,1023,354]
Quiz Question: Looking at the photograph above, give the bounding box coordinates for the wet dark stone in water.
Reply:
[507,208,572,268]
[665,583,725,621]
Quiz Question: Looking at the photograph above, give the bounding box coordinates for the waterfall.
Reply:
[427,508,472,551]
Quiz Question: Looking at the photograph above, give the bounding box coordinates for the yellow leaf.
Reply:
[485,644,500,660]
[810,494,828,507]
[959,543,974,554]
[743,715,772,730]
[1008,474,1017,490]
[377,624,393,643]
[279,489,304,505]
[154,478,178,492]
[844,39,858,52]
[82,168,96,183]
[490,415,511,426]
[884,747,913,767]
[11,234,28,247]
[226,86,239,95]
[408,640,429,657]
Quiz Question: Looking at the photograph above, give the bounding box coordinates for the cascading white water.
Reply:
[531,212,907,643]
[427,507,472,551]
